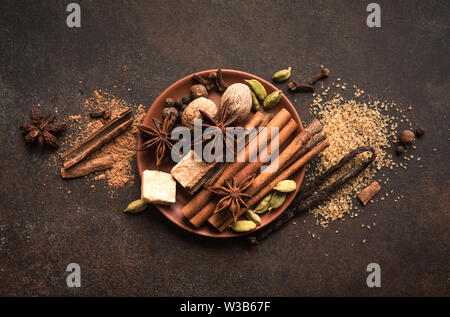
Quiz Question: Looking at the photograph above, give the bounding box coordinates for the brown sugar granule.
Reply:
[307,84,408,227]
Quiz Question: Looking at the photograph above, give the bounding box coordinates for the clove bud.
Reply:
[288,82,314,92]
[309,67,330,85]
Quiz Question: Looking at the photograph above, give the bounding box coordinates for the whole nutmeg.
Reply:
[181,97,217,130]
[162,107,178,120]
[220,83,252,123]
[190,84,208,100]
[399,130,415,145]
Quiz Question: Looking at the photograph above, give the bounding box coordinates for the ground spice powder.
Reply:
[60,90,145,195]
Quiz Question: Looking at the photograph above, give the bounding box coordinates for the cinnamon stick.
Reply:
[234,119,298,186]
[357,181,381,205]
[189,118,298,227]
[61,108,132,169]
[208,130,326,228]
[61,156,113,179]
[249,146,376,244]
[203,111,271,188]
[210,138,330,231]
[246,119,322,196]
[182,108,292,222]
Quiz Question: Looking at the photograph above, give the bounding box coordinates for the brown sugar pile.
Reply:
[60,90,145,194]
[306,82,413,227]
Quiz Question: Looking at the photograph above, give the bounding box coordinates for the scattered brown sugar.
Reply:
[58,90,145,195]
[307,83,412,227]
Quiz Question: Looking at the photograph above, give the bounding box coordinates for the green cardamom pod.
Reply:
[123,199,148,213]
[272,67,291,82]
[263,90,282,110]
[254,192,272,214]
[245,79,267,101]
[274,179,297,192]
[230,220,257,233]
[268,191,287,211]
[250,90,260,112]
[245,209,261,225]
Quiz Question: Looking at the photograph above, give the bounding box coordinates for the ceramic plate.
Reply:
[137,69,305,238]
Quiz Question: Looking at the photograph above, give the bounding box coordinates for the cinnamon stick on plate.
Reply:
[181,108,292,222]
[207,121,327,231]
[210,138,330,232]
[189,118,299,228]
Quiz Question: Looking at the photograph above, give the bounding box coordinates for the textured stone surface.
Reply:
[0,0,448,296]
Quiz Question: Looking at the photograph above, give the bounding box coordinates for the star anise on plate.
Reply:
[208,174,255,222]
[197,100,241,157]
[20,106,66,148]
[139,112,177,166]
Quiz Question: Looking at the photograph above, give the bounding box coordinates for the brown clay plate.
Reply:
[137,69,305,238]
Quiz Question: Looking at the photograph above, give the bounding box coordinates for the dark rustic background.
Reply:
[0,0,448,296]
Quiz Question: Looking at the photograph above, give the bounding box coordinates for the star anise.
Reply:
[197,100,241,157]
[20,106,66,148]
[138,112,177,166]
[208,174,255,222]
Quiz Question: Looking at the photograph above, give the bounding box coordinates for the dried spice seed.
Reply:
[399,130,415,145]
[415,127,425,137]
[396,145,406,155]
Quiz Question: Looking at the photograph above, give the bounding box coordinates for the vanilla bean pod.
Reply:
[248,146,377,245]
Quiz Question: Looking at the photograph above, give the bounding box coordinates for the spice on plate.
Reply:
[181,97,217,130]
[207,174,255,222]
[220,83,252,123]
[190,84,208,100]
[139,112,177,166]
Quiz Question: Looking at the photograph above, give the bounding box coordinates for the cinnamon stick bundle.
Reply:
[246,119,322,195]
[182,108,292,223]
[203,111,271,188]
[189,118,299,227]
[210,138,330,231]
[207,123,327,230]
[61,156,113,179]
[233,119,298,185]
